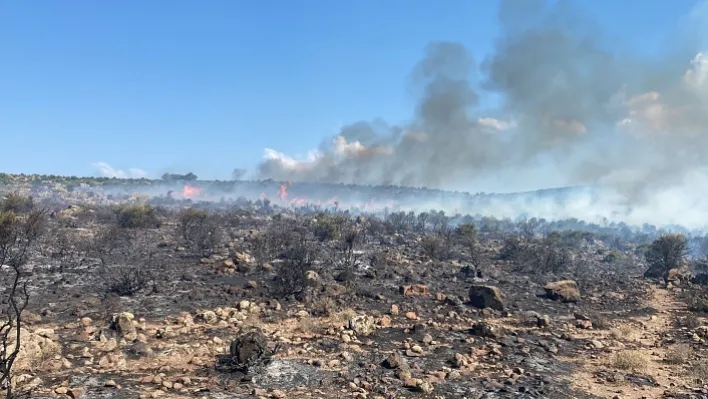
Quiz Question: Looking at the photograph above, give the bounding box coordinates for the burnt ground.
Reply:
[3,197,708,399]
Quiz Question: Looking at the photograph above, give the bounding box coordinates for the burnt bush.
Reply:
[0,192,35,214]
[106,265,152,296]
[499,236,524,260]
[421,233,453,261]
[116,204,161,229]
[521,242,571,274]
[49,229,87,273]
[644,233,687,278]
[456,222,479,266]
[273,234,316,300]
[178,208,223,256]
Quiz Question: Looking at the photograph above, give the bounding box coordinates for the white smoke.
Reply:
[91,162,148,179]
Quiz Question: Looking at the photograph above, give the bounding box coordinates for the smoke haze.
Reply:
[255,0,708,228]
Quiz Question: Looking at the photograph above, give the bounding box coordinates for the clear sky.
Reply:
[0,0,702,180]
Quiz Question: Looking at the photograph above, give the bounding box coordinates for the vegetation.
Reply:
[0,195,45,398]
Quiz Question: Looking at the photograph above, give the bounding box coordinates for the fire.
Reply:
[182,184,203,198]
[278,182,290,201]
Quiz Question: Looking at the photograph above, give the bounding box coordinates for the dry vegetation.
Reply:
[0,178,707,398]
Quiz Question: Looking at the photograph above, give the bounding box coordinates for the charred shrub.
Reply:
[456,222,479,265]
[335,225,364,271]
[178,208,223,256]
[0,208,46,397]
[499,236,524,260]
[273,234,316,300]
[106,266,152,297]
[644,233,687,278]
[0,192,35,214]
[116,204,161,229]
[525,242,571,274]
[421,233,452,261]
[50,229,87,273]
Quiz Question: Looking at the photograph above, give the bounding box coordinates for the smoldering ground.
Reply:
[255,0,708,229]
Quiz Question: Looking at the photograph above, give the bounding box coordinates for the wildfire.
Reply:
[278,182,290,201]
[182,184,203,198]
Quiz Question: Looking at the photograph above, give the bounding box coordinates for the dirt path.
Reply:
[564,283,697,399]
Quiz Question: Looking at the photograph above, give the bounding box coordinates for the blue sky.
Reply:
[0,0,702,180]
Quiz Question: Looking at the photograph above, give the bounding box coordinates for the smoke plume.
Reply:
[257,0,708,228]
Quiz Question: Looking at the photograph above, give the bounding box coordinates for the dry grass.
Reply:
[610,324,641,342]
[665,344,692,365]
[295,316,317,334]
[612,350,649,371]
[330,308,357,327]
[691,359,708,380]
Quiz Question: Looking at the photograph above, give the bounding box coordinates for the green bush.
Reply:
[644,233,687,278]
[313,215,342,242]
[116,204,160,229]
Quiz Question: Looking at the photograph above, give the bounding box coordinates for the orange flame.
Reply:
[182,184,203,198]
[278,181,290,201]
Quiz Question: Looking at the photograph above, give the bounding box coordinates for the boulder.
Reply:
[544,280,580,302]
[348,315,376,336]
[467,285,505,311]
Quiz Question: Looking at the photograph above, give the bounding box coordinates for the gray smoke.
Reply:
[257,0,708,227]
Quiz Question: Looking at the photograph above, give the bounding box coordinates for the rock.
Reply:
[405,312,418,320]
[470,322,502,338]
[399,284,430,296]
[382,351,408,369]
[468,285,505,311]
[378,315,392,328]
[196,310,218,324]
[576,320,593,329]
[348,315,376,336]
[114,312,136,338]
[391,305,399,315]
[544,280,580,302]
[536,314,551,327]
[416,381,434,393]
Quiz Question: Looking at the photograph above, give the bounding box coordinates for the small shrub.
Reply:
[591,315,612,330]
[610,324,641,342]
[313,216,341,242]
[0,192,35,213]
[665,344,691,365]
[421,234,452,261]
[499,237,523,260]
[106,265,152,296]
[688,294,708,312]
[612,350,648,371]
[644,233,687,277]
[116,204,160,229]
[178,208,222,256]
[691,359,708,380]
[273,234,316,299]
[675,314,702,329]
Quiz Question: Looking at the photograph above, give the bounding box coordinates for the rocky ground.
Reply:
[1,189,708,399]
